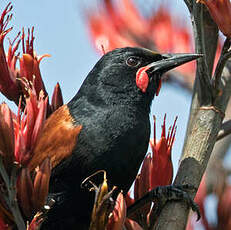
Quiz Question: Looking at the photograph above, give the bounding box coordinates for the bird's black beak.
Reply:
[148,53,203,74]
[135,51,202,94]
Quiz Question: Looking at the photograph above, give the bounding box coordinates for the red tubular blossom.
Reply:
[125,115,177,228]
[0,3,60,228]
[137,153,152,198]
[133,153,152,218]
[150,115,176,189]
[0,4,50,104]
[7,31,21,70]
[107,193,126,230]
[31,94,48,147]
[197,0,231,37]
[19,28,50,98]
[14,87,48,166]
[133,154,152,215]
[0,3,19,102]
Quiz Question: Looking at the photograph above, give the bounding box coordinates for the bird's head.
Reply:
[76,47,201,110]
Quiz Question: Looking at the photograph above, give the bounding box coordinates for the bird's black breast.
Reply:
[45,99,150,230]
[51,101,150,192]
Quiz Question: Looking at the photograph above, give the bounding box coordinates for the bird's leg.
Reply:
[127,184,200,228]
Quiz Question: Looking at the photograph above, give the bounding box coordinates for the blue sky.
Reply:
[0,0,193,176]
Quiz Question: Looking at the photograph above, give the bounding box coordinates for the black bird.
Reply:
[28,47,200,229]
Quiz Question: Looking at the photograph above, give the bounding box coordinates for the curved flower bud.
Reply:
[0,103,15,169]
[134,153,152,200]
[133,153,152,218]
[51,82,64,112]
[17,168,34,217]
[33,158,51,212]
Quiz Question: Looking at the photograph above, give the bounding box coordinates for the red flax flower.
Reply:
[19,27,49,98]
[14,85,48,166]
[124,115,176,229]
[197,0,231,37]
[0,83,50,220]
[0,3,63,228]
[0,3,19,102]
[0,77,49,226]
[149,114,176,189]
[0,3,50,105]
[0,94,51,228]
[13,86,51,219]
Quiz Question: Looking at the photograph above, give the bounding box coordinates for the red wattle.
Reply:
[136,66,149,93]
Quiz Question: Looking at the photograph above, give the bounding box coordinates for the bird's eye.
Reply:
[126,57,141,67]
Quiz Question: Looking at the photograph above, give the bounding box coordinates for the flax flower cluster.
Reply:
[0,3,63,229]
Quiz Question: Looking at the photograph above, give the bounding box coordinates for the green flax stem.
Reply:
[0,157,26,230]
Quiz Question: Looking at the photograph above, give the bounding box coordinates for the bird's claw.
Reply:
[151,184,201,221]
[127,184,201,224]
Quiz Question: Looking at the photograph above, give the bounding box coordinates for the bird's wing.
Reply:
[28,105,82,171]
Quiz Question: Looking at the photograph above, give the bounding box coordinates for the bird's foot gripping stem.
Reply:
[127,184,200,224]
